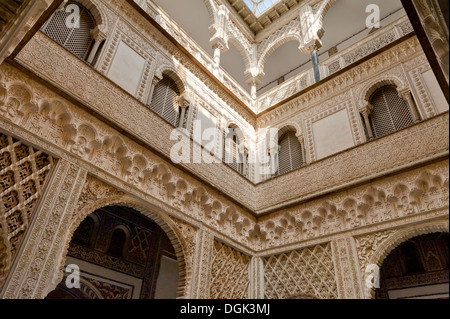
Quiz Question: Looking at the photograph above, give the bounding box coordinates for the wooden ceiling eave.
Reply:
[225,0,303,35]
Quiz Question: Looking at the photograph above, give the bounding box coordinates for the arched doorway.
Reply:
[375,232,449,299]
[46,205,179,299]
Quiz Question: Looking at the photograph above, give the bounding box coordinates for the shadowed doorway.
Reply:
[46,206,179,299]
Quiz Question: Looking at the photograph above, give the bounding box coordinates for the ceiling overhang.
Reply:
[226,0,303,34]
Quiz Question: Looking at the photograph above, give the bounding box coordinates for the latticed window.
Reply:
[42,1,95,60]
[224,129,244,175]
[150,76,180,126]
[370,86,414,138]
[277,131,304,176]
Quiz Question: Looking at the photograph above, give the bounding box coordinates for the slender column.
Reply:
[213,46,221,67]
[87,39,101,64]
[87,27,107,65]
[179,106,187,128]
[298,135,308,165]
[312,49,321,83]
[177,94,190,129]
[361,109,374,140]
[249,257,265,299]
[147,78,160,106]
[401,89,421,123]
[269,145,278,176]
[243,147,249,177]
[251,84,257,99]
[190,229,214,299]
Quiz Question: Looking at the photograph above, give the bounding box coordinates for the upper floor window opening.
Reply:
[42,1,100,63]
[362,85,418,140]
[150,76,182,127]
[276,130,304,176]
[224,126,245,175]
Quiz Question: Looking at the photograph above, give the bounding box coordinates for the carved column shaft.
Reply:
[331,237,364,299]
[189,228,214,299]
[361,109,375,140]
[249,257,265,299]
[401,90,421,122]
[87,27,107,65]
[312,49,321,83]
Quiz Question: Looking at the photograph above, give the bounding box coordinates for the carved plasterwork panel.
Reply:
[263,243,338,299]
[331,238,364,299]
[355,230,398,276]
[209,240,251,299]
[0,132,56,290]
[1,159,87,299]
[408,63,438,118]
[255,160,449,249]
[0,62,257,250]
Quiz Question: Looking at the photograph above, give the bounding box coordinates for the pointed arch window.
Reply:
[42,1,96,61]
[369,86,415,138]
[150,76,180,127]
[277,131,304,176]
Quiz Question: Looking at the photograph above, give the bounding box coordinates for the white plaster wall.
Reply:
[154,256,179,299]
[195,106,219,149]
[312,109,355,160]
[422,69,448,114]
[108,41,146,96]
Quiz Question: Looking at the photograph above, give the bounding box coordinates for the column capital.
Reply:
[398,88,412,100]
[399,88,421,122]
[91,26,107,42]
[177,94,191,109]
[298,4,325,54]
[359,103,373,115]
[300,40,323,55]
